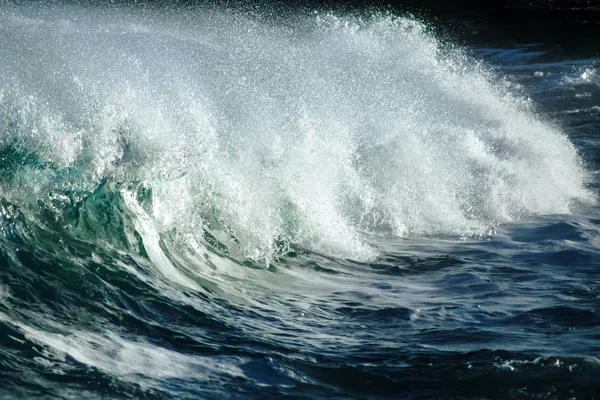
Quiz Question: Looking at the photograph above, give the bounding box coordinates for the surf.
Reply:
[0,4,593,266]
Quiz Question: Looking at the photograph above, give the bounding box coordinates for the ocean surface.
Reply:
[0,2,599,399]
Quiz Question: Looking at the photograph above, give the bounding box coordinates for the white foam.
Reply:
[561,67,599,86]
[0,312,246,387]
[121,189,204,291]
[0,6,594,263]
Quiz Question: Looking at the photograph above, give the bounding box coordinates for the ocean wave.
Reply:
[0,5,594,264]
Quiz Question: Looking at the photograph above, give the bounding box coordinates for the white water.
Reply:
[0,5,594,263]
[0,311,249,389]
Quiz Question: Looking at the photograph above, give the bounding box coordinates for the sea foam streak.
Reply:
[0,5,593,263]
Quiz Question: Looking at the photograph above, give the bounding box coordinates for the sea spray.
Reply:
[0,5,593,264]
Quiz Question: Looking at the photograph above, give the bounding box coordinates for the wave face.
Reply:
[0,5,593,264]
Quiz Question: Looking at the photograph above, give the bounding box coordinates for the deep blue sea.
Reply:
[0,2,599,399]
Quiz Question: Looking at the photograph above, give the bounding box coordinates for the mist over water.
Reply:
[1,3,599,399]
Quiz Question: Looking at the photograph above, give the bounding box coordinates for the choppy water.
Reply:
[0,3,599,399]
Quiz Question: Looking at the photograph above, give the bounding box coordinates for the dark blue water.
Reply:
[0,3,599,399]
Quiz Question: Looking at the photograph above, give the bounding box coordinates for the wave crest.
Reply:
[0,6,594,262]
